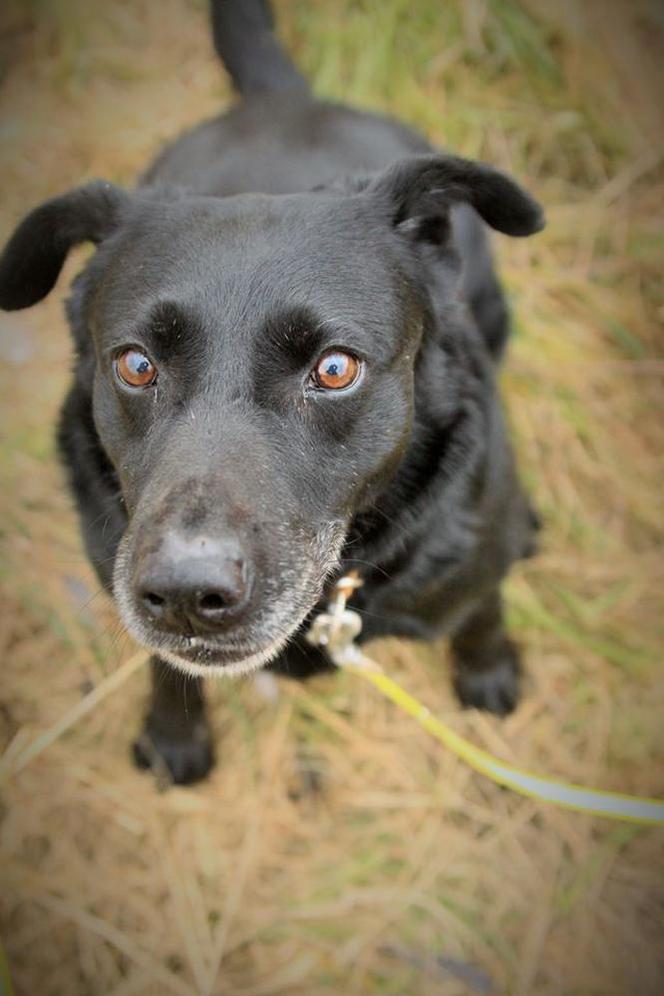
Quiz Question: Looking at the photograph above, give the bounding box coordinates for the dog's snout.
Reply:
[136,532,252,635]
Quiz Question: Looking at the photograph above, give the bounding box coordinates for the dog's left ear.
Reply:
[368,153,544,242]
[0,180,130,311]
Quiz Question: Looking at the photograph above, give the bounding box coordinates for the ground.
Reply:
[0,1,663,994]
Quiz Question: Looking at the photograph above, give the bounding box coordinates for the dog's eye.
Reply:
[311,351,361,391]
[115,348,157,388]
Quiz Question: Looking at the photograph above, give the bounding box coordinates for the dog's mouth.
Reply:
[146,621,308,678]
[113,519,347,677]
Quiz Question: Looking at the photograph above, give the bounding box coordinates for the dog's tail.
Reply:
[210,0,309,97]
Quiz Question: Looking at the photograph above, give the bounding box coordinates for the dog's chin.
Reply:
[117,605,312,679]
[155,632,295,678]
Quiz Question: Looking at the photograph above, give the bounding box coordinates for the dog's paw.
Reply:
[453,642,521,716]
[132,721,214,786]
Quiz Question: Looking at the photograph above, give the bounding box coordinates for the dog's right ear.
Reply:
[0,180,130,311]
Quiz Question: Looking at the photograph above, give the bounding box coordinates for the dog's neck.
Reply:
[341,308,493,586]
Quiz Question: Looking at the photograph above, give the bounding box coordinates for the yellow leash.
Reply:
[307,575,664,827]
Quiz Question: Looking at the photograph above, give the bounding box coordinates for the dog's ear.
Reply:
[367,153,544,242]
[0,180,130,310]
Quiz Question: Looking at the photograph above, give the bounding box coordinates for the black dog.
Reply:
[0,0,543,783]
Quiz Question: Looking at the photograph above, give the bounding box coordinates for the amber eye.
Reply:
[311,351,361,391]
[115,348,157,388]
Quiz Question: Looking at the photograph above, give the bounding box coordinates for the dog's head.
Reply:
[0,155,542,675]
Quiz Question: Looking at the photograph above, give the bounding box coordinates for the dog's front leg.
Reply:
[133,657,215,785]
[450,589,521,716]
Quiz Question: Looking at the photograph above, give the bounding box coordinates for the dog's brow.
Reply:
[262,305,327,361]
[139,301,194,347]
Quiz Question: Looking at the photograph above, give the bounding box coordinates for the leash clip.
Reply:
[306,571,366,666]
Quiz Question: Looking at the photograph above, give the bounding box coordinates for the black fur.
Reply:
[0,0,543,783]
[0,181,129,310]
[210,0,309,96]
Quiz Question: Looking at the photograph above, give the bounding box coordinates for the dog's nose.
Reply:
[136,533,251,634]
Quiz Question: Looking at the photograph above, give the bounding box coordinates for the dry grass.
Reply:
[0,1,663,993]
